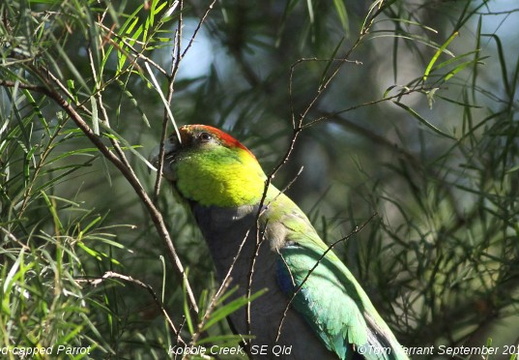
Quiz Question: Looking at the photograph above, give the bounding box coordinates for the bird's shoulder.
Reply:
[261,186,332,253]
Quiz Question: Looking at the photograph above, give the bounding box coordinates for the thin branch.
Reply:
[180,0,217,61]
[241,5,383,345]
[0,77,200,316]
[245,166,305,341]
[153,0,184,200]
[190,277,232,346]
[303,86,427,129]
[77,271,184,345]
[96,21,168,77]
[153,0,218,200]
[275,213,378,341]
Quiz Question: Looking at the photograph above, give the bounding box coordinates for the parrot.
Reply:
[152,124,409,360]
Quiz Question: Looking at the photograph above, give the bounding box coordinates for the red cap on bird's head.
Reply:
[177,124,256,158]
[157,124,266,207]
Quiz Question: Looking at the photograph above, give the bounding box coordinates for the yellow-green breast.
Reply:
[174,145,267,207]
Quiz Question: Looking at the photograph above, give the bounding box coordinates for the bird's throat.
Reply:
[174,148,267,207]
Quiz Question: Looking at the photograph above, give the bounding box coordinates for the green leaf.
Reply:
[423,31,459,81]
[393,101,457,140]
[333,0,349,32]
[201,288,267,331]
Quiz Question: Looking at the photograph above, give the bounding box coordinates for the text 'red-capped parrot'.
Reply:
[152,124,408,360]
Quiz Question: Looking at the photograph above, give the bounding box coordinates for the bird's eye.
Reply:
[199,132,212,143]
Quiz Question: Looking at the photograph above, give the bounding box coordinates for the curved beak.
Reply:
[148,137,177,178]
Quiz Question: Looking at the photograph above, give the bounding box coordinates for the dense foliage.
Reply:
[1,0,518,359]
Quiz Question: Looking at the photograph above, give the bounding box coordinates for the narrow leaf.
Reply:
[423,31,459,81]
[393,102,456,140]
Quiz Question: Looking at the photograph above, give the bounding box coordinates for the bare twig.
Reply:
[244,166,305,340]
[153,0,218,200]
[152,0,184,200]
[190,277,232,346]
[77,271,185,345]
[241,3,384,345]
[275,213,379,341]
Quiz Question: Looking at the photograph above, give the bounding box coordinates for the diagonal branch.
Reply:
[77,271,185,345]
[275,213,378,341]
[0,77,200,316]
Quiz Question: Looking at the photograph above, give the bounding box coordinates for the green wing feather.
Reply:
[264,188,408,360]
